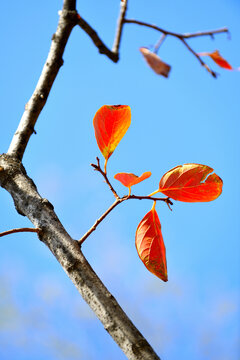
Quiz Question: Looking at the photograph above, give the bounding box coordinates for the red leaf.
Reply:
[199,50,233,70]
[135,205,168,282]
[139,47,171,77]
[114,171,151,188]
[93,105,131,161]
[158,164,223,202]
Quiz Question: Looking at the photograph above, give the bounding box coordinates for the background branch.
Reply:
[124,19,228,77]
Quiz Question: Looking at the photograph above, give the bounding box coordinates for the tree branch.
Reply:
[112,0,128,54]
[124,19,228,77]
[0,227,40,238]
[91,157,119,199]
[7,5,78,160]
[0,153,161,360]
[124,19,228,39]
[77,0,128,62]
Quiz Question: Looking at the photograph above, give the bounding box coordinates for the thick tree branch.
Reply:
[0,227,40,238]
[7,6,78,160]
[0,153,160,360]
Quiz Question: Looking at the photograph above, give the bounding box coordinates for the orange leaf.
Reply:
[114,171,151,188]
[93,105,131,161]
[135,205,168,281]
[158,164,223,202]
[139,47,171,77]
[199,50,233,70]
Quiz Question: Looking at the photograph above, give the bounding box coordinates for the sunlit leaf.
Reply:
[198,50,233,70]
[135,205,168,282]
[93,105,131,161]
[139,47,171,77]
[114,171,151,188]
[158,163,223,202]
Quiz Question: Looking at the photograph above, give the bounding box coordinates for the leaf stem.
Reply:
[148,189,160,197]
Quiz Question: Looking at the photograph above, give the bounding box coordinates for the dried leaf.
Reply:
[158,164,223,202]
[199,50,233,70]
[114,172,151,188]
[139,47,171,77]
[135,205,168,282]
[93,105,131,161]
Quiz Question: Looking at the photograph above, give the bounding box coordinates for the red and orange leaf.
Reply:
[114,171,151,188]
[158,164,223,202]
[139,47,171,78]
[135,206,168,282]
[93,105,131,160]
[199,50,233,70]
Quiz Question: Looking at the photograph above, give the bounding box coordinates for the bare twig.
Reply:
[112,0,128,54]
[0,227,40,238]
[124,19,228,39]
[181,38,217,77]
[91,157,119,199]
[78,194,173,246]
[77,0,128,62]
[79,198,122,245]
[124,19,228,77]
[77,16,119,62]
[7,4,79,160]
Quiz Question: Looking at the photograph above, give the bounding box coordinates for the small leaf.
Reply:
[135,205,168,282]
[198,50,233,70]
[93,105,131,161]
[139,47,171,77]
[114,171,151,188]
[158,164,223,202]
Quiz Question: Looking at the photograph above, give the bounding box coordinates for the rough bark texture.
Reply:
[0,154,160,360]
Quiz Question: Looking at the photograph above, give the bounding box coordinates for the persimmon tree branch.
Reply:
[0,154,160,360]
[79,159,173,245]
[124,19,228,77]
[0,227,40,238]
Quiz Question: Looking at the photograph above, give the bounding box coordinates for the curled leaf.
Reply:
[93,105,131,161]
[158,163,223,202]
[139,47,171,77]
[198,50,233,70]
[135,205,168,282]
[114,171,151,188]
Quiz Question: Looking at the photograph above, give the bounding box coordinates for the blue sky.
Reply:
[0,1,239,359]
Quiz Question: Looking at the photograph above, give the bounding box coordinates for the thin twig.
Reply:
[181,38,217,77]
[124,19,228,39]
[77,16,119,62]
[7,5,79,160]
[91,157,119,199]
[112,0,128,54]
[77,0,128,62]
[79,198,122,245]
[79,194,173,246]
[124,19,228,77]
[81,159,174,245]
[0,227,40,238]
